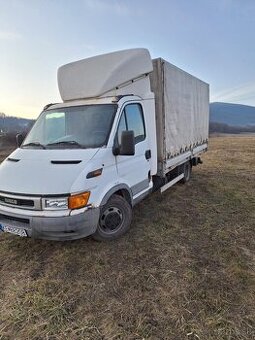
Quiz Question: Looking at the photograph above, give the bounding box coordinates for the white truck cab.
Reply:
[0,49,209,241]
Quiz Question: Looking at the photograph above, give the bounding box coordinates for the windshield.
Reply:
[22,104,117,149]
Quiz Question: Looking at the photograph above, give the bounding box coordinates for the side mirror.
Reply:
[120,130,135,156]
[16,133,24,147]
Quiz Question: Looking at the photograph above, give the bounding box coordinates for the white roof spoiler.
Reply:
[57,48,153,102]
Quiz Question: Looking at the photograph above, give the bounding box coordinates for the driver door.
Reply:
[115,103,151,197]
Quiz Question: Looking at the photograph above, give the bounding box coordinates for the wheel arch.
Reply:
[100,184,133,207]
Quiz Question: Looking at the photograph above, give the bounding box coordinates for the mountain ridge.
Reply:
[210,102,255,126]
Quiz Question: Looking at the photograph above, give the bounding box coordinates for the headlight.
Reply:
[42,191,90,211]
[44,198,68,210]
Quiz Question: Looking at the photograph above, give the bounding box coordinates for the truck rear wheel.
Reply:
[180,161,192,183]
[92,194,132,241]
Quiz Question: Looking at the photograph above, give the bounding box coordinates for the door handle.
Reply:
[145,150,151,160]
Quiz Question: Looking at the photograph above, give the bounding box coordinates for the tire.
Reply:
[92,194,132,241]
[180,161,192,184]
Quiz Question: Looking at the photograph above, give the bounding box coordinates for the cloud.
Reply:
[83,0,129,15]
[0,31,22,41]
[211,82,255,104]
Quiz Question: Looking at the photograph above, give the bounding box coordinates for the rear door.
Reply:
[115,102,151,197]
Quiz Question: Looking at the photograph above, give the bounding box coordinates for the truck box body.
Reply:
[150,58,209,176]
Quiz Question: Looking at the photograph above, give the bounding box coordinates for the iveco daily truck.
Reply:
[0,48,209,241]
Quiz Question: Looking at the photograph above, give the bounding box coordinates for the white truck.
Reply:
[0,48,209,241]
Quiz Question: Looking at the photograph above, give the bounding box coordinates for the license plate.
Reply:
[0,223,27,237]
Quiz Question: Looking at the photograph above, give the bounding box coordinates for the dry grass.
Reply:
[0,136,254,339]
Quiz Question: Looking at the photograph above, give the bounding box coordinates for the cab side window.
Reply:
[117,104,145,145]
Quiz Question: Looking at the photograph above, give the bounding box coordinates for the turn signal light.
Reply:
[86,168,103,179]
[68,192,90,210]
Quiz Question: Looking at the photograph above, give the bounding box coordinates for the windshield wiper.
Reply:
[22,142,46,149]
[46,141,84,148]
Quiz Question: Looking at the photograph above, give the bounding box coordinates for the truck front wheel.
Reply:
[92,194,132,241]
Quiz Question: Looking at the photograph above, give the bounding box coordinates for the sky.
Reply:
[0,0,255,119]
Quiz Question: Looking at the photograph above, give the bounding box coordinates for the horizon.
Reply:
[2,101,255,121]
[1,0,255,119]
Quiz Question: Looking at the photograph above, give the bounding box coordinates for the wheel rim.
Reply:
[99,206,123,234]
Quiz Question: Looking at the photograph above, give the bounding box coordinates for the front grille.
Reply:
[0,195,34,208]
[0,192,41,210]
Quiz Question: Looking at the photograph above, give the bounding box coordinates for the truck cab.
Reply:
[0,94,157,240]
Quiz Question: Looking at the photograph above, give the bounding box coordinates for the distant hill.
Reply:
[0,116,35,133]
[0,115,35,146]
[210,102,255,126]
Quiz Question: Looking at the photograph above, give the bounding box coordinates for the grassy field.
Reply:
[0,136,254,340]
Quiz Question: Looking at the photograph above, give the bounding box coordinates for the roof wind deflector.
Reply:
[58,48,153,101]
[51,160,82,164]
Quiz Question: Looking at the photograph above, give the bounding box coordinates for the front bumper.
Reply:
[0,205,100,241]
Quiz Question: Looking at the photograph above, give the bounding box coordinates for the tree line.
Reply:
[209,122,255,134]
